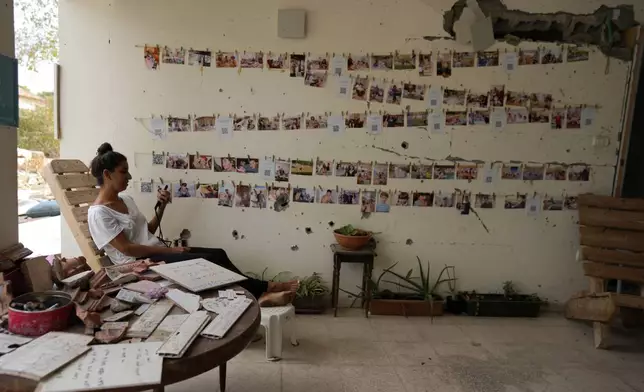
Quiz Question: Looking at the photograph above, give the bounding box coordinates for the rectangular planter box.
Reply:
[465,294,541,317]
[293,295,327,315]
[370,299,444,317]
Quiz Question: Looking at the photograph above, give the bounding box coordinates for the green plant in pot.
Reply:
[293,272,330,314]
[333,224,373,250]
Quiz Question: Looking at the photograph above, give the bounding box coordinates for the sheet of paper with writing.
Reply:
[126,299,174,338]
[201,297,253,339]
[156,311,210,359]
[150,258,247,292]
[146,314,189,342]
[0,333,32,355]
[0,332,93,381]
[35,342,163,392]
[166,288,202,313]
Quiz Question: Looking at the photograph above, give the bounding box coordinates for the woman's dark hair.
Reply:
[90,143,127,185]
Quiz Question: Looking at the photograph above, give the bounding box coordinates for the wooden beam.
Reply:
[580,246,644,268]
[589,277,610,349]
[565,293,616,323]
[580,207,644,231]
[613,294,644,310]
[64,188,100,206]
[72,206,90,222]
[79,223,91,238]
[583,262,644,284]
[580,227,644,252]
[578,194,644,212]
[56,173,97,189]
[49,159,90,174]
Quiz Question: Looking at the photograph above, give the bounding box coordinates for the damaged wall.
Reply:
[59,0,644,304]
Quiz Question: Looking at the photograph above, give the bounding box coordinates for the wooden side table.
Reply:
[330,243,375,318]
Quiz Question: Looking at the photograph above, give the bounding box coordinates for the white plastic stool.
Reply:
[260,305,298,361]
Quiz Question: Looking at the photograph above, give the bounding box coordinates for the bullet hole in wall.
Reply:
[305,227,313,234]
[328,221,335,227]
[401,141,409,149]
[232,230,239,240]
[291,245,299,251]
[406,238,413,245]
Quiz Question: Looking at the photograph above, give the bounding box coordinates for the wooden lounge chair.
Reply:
[42,159,111,271]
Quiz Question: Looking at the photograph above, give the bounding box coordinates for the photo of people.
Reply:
[457,164,478,180]
[433,165,456,179]
[162,47,185,65]
[371,54,393,70]
[198,183,218,199]
[251,186,267,208]
[391,53,414,70]
[369,80,385,103]
[504,194,526,209]
[336,162,359,177]
[306,54,328,71]
[361,190,377,213]
[351,76,369,101]
[545,164,567,180]
[306,115,328,129]
[236,157,259,173]
[564,196,578,210]
[407,111,428,127]
[275,160,291,182]
[166,153,189,170]
[475,194,495,209]
[506,91,528,107]
[501,164,522,180]
[413,192,434,207]
[567,47,589,62]
[167,117,191,132]
[316,188,337,204]
[188,49,212,67]
[194,116,216,132]
[519,49,539,65]
[551,107,566,129]
[152,152,164,166]
[305,71,327,88]
[357,162,373,185]
[541,47,563,64]
[282,116,302,130]
[291,159,314,176]
[293,187,314,203]
[268,186,289,204]
[402,83,425,101]
[394,191,411,206]
[529,109,549,123]
[467,93,489,108]
[373,163,388,185]
[189,154,213,170]
[218,157,237,173]
[446,111,467,126]
[436,52,452,77]
[258,116,280,130]
[506,108,529,124]
[453,52,475,67]
[543,196,564,211]
[234,185,251,208]
[375,191,391,212]
[418,53,433,76]
[386,84,402,105]
[568,165,590,181]
[383,113,405,128]
[411,164,432,180]
[434,192,455,208]
[215,52,237,68]
[173,182,196,198]
[529,93,553,109]
[144,45,160,70]
[477,51,499,67]
[523,165,544,181]
[489,85,505,107]
[140,181,153,193]
[566,106,582,129]
[345,113,366,128]
[339,189,360,205]
[234,115,256,131]
[289,53,305,77]
[468,110,490,125]
[443,89,466,106]
[348,54,370,71]
[389,164,410,179]
[267,53,287,69]
[316,159,333,176]
[240,52,263,68]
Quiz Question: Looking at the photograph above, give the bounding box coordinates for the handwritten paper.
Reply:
[150,117,167,140]
[581,107,596,128]
[0,332,92,381]
[116,289,153,304]
[526,195,542,217]
[429,112,445,134]
[157,311,210,359]
[166,289,202,313]
[259,158,276,181]
[201,297,253,339]
[327,115,346,136]
[0,334,32,355]
[490,108,506,130]
[216,116,233,140]
[426,86,443,109]
[150,258,247,292]
[125,280,161,294]
[61,271,93,286]
[331,55,346,76]
[126,299,174,338]
[337,76,351,98]
[366,114,383,134]
[503,52,518,73]
[146,314,189,343]
[35,342,163,392]
[101,310,134,323]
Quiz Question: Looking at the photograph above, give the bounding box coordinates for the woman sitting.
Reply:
[87,143,297,306]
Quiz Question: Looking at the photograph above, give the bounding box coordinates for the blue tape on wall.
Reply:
[0,53,19,128]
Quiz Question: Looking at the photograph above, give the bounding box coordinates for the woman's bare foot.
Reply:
[267,280,299,293]
[258,291,295,307]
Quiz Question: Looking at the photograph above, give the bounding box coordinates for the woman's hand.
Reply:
[157,188,171,207]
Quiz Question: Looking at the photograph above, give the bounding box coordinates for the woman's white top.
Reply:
[88,194,162,264]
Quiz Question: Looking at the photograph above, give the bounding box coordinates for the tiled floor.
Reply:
[167,309,644,392]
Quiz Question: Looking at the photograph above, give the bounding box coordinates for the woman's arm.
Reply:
[148,189,171,234]
[109,232,185,258]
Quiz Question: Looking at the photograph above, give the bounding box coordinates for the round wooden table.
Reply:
[0,286,261,392]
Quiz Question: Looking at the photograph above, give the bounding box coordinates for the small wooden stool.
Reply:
[330,243,375,318]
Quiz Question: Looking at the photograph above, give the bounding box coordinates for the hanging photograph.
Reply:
[567,46,590,62]
[215,51,237,68]
[402,83,426,101]
[501,164,522,179]
[162,47,185,65]
[371,54,393,70]
[198,183,219,199]
[529,93,553,110]
[240,52,263,68]
[352,76,369,101]
[434,192,455,208]
[234,115,256,131]
[194,116,216,132]
[433,164,456,180]
[251,186,267,208]
[316,159,334,176]
[188,49,212,67]
[475,194,496,209]
[339,189,360,205]
[357,162,373,185]
[506,91,529,107]
[551,107,566,129]
[369,79,385,103]
[383,113,405,128]
[477,51,499,67]
[456,192,471,211]
[144,45,160,70]
[166,153,189,170]
[289,53,305,77]
[348,54,370,71]
[173,182,196,198]
[489,85,505,107]
[235,157,259,173]
[235,185,251,207]
[317,188,337,204]
[519,49,539,65]
[189,154,213,170]
[411,164,432,180]
[393,52,416,70]
[345,113,366,128]
[456,164,478,180]
[336,162,359,177]
[446,111,467,126]
[418,53,433,76]
[216,157,237,172]
[529,109,549,123]
[443,89,466,106]
[307,54,328,71]
[306,114,328,129]
[282,115,302,130]
[564,196,578,210]
[523,165,544,181]
[543,196,564,211]
[540,47,563,64]
[407,111,428,127]
[274,160,291,182]
[152,152,165,166]
[467,92,489,108]
[568,165,590,181]
[545,164,567,180]
[566,106,582,129]
[304,71,327,88]
[167,116,191,132]
[268,186,289,206]
[267,53,288,69]
[386,83,403,105]
[504,194,527,209]
[373,163,388,185]
[453,52,475,67]
[436,52,452,77]
[506,108,529,124]
[375,191,391,212]
[291,159,314,176]
[258,116,280,130]
[389,163,410,179]
[413,192,434,207]
[394,191,411,206]
[468,110,490,125]
[361,190,377,213]
[293,187,315,203]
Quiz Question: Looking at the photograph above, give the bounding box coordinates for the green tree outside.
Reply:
[17,95,59,158]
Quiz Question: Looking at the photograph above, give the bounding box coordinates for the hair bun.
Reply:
[96,142,113,156]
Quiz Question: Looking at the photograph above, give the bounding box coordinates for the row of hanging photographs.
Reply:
[152,153,592,184]
[144,45,590,75]
[139,179,579,213]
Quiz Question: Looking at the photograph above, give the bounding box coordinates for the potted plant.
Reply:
[463,281,543,317]
[333,224,373,250]
[292,273,329,314]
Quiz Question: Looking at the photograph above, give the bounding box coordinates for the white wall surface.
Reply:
[59,0,644,304]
